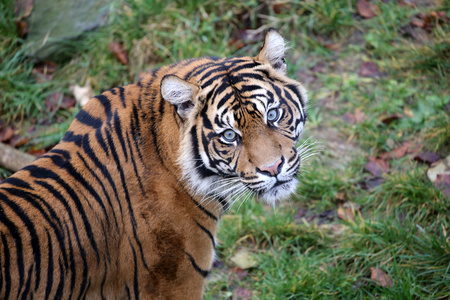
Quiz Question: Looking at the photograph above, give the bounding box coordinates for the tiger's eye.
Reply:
[223,129,237,142]
[267,108,279,121]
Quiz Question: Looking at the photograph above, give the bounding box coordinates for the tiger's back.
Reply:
[0,29,308,299]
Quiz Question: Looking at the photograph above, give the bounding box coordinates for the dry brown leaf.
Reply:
[234,287,252,300]
[379,142,411,160]
[16,20,29,38]
[0,127,15,143]
[229,267,249,281]
[414,151,440,164]
[364,156,389,176]
[370,267,393,287]
[337,203,355,222]
[357,0,380,19]
[380,113,403,125]
[360,61,380,77]
[109,42,129,65]
[11,136,30,148]
[14,0,33,20]
[32,62,57,83]
[435,174,450,197]
[360,176,384,190]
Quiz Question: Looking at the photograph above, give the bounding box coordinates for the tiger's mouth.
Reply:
[256,177,299,203]
[245,174,299,204]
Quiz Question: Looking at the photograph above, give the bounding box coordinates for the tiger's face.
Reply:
[161,29,307,205]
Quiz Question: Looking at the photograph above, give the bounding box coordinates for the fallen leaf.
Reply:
[229,267,249,281]
[16,20,29,38]
[272,2,288,14]
[357,0,380,19]
[403,106,414,118]
[414,151,440,164]
[60,96,76,110]
[411,17,425,28]
[359,176,384,190]
[435,174,450,197]
[32,61,57,83]
[45,93,76,112]
[0,127,15,142]
[230,248,258,269]
[380,113,403,125]
[379,142,411,160]
[70,81,93,107]
[109,42,129,65]
[28,149,46,157]
[364,156,389,176]
[14,0,33,20]
[342,108,366,124]
[234,287,252,300]
[427,155,450,182]
[337,203,355,222]
[10,135,29,148]
[335,192,345,201]
[398,0,415,7]
[360,61,380,77]
[370,267,393,287]
[294,207,309,223]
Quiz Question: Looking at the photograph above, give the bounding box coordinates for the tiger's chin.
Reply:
[258,178,299,205]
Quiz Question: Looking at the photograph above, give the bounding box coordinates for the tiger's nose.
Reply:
[257,158,283,177]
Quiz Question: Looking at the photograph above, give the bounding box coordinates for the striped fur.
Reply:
[0,29,307,299]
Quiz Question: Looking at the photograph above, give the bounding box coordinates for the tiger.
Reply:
[0,28,308,299]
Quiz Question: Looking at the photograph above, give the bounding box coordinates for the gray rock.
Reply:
[24,0,111,61]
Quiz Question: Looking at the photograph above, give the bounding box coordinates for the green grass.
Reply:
[1,0,449,299]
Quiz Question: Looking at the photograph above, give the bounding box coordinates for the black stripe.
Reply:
[1,233,12,299]
[195,221,216,248]
[118,86,126,108]
[3,177,33,190]
[113,110,129,162]
[63,221,77,296]
[54,259,65,299]
[125,131,146,195]
[62,130,83,147]
[190,126,215,178]
[1,188,69,272]
[131,103,145,166]
[0,193,41,292]
[47,150,102,262]
[185,252,209,278]
[96,127,110,156]
[21,263,33,300]
[45,230,54,299]
[100,261,108,300]
[104,126,149,270]
[75,109,103,129]
[285,84,305,108]
[129,241,140,300]
[82,134,123,216]
[30,177,87,294]
[77,152,119,228]
[190,196,217,222]
[96,94,113,124]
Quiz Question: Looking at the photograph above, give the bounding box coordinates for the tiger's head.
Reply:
[161,29,308,205]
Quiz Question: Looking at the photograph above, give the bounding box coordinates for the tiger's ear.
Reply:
[161,75,199,119]
[256,28,287,75]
